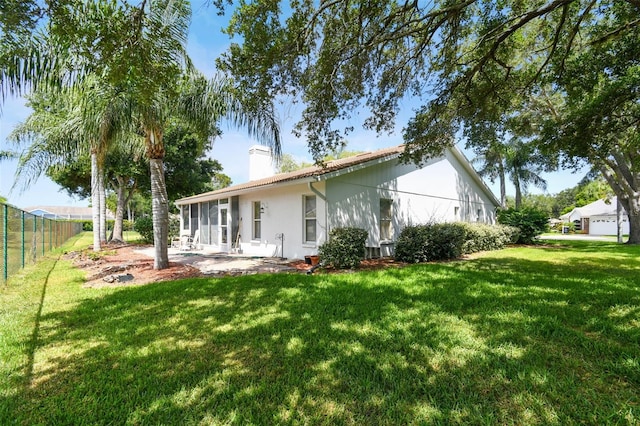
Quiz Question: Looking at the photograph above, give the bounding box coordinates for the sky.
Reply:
[0,1,589,210]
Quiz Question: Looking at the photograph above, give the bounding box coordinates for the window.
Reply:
[201,202,209,244]
[209,201,218,245]
[190,204,199,235]
[380,199,393,241]
[253,201,261,240]
[304,195,317,243]
[182,205,189,230]
[477,209,482,222]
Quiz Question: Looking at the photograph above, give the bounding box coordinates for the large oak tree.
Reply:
[219,0,640,242]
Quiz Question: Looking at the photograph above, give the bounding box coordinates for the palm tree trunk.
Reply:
[150,158,169,269]
[111,176,127,243]
[513,175,522,209]
[98,164,107,245]
[145,126,169,269]
[498,162,507,208]
[91,151,101,252]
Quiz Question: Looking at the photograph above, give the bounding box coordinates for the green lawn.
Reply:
[1,233,639,424]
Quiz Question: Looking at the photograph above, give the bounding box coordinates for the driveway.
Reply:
[539,233,626,242]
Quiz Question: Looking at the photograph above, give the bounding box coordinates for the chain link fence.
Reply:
[1,202,84,284]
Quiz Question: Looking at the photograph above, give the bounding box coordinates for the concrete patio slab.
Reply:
[134,247,299,275]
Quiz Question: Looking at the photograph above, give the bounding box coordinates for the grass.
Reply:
[1,233,639,424]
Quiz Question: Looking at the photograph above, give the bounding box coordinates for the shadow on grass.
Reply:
[3,243,640,424]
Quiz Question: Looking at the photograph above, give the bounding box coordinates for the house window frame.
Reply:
[181,205,189,231]
[303,195,317,244]
[252,201,262,240]
[380,198,393,242]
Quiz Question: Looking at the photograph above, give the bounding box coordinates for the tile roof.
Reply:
[176,145,405,204]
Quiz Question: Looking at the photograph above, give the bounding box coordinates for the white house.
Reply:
[560,197,629,235]
[175,144,500,259]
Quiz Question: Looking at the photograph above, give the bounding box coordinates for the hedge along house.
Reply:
[175,144,500,259]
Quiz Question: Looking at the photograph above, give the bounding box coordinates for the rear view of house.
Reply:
[175,145,500,259]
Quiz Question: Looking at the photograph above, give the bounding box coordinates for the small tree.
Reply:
[497,208,549,244]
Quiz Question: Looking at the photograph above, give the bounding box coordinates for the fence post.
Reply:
[21,210,25,268]
[42,216,45,257]
[3,204,7,282]
[33,214,37,263]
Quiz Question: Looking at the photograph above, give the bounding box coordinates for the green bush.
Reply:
[426,223,468,260]
[133,216,154,244]
[78,219,116,232]
[395,222,520,263]
[395,223,467,263]
[168,216,180,242]
[394,225,431,263]
[461,223,520,254]
[319,227,368,269]
[497,208,549,244]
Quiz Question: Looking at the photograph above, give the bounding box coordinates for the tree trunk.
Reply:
[111,176,127,243]
[498,163,507,208]
[150,159,169,269]
[620,196,640,244]
[91,151,101,252]
[98,164,107,245]
[617,198,624,244]
[599,161,640,245]
[513,176,522,209]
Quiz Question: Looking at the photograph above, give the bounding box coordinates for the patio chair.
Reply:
[179,234,194,251]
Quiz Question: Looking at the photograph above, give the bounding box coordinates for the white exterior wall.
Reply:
[183,182,328,259]
[326,151,497,248]
[236,182,327,258]
[589,214,629,235]
[178,148,498,259]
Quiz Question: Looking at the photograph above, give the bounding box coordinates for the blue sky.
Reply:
[0,1,588,209]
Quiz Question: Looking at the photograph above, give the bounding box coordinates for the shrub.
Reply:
[426,223,468,260]
[394,225,431,263]
[319,227,368,269]
[461,223,520,254]
[79,219,116,232]
[395,223,467,263]
[133,216,154,244]
[497,208,549,244]
[168,216,180,242]
[395,222,521,263]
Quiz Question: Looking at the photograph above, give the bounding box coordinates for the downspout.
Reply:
[308,179,326,201]
[309,178,328,246]
[307,179,328,275]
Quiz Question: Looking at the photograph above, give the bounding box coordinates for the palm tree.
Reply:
[5,0,280,268]
[118,0,280,269]
[10,81,139,251]
[474,138,547,209]
[504,139,547,208]
[473,140,507,208]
